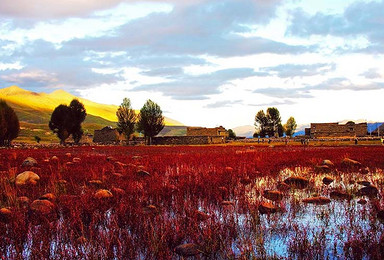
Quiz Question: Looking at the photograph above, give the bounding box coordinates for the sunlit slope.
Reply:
[0,86,183,126]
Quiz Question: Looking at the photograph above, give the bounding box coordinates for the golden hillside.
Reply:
[0,86,183,126]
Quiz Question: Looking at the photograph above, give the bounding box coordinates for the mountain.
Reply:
[0,86,183,143]
[232,125,254,138]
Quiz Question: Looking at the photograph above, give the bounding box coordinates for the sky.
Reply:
[0,0,384,128]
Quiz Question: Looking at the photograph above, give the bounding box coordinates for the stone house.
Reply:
[306,121,367,138]
[93,126,124,143]
[187,126,229,137]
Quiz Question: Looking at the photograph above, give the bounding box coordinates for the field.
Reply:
[0,145,384,259]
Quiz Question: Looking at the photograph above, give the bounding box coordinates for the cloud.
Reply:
[248,99,296,107]
[133,68,257,100]
[205,99,242,108]
[253,87,313,98]
[308,77,384,91]
[140,67,183,77]
[287,1,384,50]
[360,68,381,79]
[259,63,335,78]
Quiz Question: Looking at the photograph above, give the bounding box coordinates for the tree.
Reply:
[254,110,268,137]
[284,116,297,137]
[116,98,137,140]
[0,100,20,146]
[228,129,236,139]
[49,99,87,145]
[137,99,164,145]
[254,107,283,138]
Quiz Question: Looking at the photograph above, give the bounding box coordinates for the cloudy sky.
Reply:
[1,0,384,128]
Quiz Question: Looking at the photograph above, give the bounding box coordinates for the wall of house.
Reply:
[310,122,367,138]
[153,136,226,145]
[93,129,121,143]
[186,126,228,137]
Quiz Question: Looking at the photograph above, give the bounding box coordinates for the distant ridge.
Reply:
[0,86,183,126]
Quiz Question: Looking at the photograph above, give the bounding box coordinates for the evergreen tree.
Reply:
[116,98,137,140]
[137,99,164,145]
[0,100,19,146]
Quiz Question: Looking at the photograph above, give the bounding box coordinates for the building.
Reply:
[187,126,229,137]
[93,126,123,143]
[306,121,367,138]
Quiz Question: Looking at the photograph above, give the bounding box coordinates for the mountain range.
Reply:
[0,86,182,142]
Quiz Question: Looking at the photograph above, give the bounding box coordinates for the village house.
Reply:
[93,126,124,143]
[305,121,367,138]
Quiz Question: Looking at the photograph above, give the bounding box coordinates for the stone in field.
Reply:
[15,171,40,186]
[88,180,103,188]
[330,191,353,200]
[263,190,284,201]
[73,157,81,163]
[137,170,150,177]
[21,157,37,167]
[357,199,367,205]
[322,176,334,185]
[258,202,279,214]
[17,196,30,207]
[284,176,309,189]
[143,205,158,214]
[39,193,56,202]
[303,196,331,205]
[94,189,113,199]
[30,199,55,215]
[221,200,234,206]
[276,182,290,191]
[356,186,379,198]
[315,165,331,173]
[175,243,201,257]
[0,208,12,223]
[240,177,252,185]
[341,158,361,168]
[357,180,371,187]
[195,210,210,221]
[322,160,334,167]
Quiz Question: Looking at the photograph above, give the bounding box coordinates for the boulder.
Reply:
[357,181,371,187]
[357,199,367,205]
[51,156,59,161]
[195,210,209,221]
[240,177,252,185]
[137,170,150,177]
[94,189,113,200]
[15,171,40,186]
[17,196,30,207]
[88,180,103,188]
[322,176,334,185]
[143,205,158,214]
[0,208,12,223]
[341,158,361,168]
[258,202,279,214]
[22,157,38,167]
[322,160,334,167]
[303,196,331,205]
[30,199,55,215]
[175,243,201,257]
[221,200,234,206]
[315,165,331,173]
[276,182,290,192]
[330,191,353,200]
[39,193,56,202]
[263,190,284,201]
[73,157,81,163]
[356,186,379,198]
[284,176,309,189]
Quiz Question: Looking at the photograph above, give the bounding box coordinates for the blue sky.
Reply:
[0,0,383,128]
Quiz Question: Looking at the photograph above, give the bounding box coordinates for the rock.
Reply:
[175,243,201,257]
[76,236,87,244]
[377,210,384,222]
[21,157,38,167]
[132,156,142,160]
[240,177,252,185]
[143,205,157,214]
[341,158,361,168]
[65,153,71,158]
[322,160,334,167]
[258,202,279,214]
[51,156,59,161]
[88,180,103,188]
[0,208,12,223]
[357,199,367,205]
[111,187,125,197]
[276,182,290,191]
[39,193,56,202]
[106,156,117,162]
[315,165,331,173]
[57,180,67,185]
[15,171,40,186]
[359,167,370,174]
[356,186,379,198]
[30,199,55,215]
[73,157,81,163]
[330,191,353,200]
[17,196,29,207]
[284,176,309,189]
[263,190,284,201]
[357,181,371,187]
[303,196,331,205]
[195,210,209,221]
[221,200,234,206]
[137,170,150,177]
[225,167,233,173]
[323,176,334,185]
[94,189,113,199]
